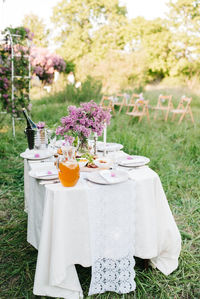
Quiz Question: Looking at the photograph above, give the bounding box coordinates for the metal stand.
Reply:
[0,29,31,137]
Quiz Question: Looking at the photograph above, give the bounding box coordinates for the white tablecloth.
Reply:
[24,154,181,299]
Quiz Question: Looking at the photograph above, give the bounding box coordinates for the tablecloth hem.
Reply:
[27,238,38,250]
[88,288,136,296]
[33,289,83,299]
[150,257,179,275]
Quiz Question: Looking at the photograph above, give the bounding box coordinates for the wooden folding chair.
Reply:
[171,96,194,124]
[153,95,173,121]
[113,93,126,114]
[126,99,150,123]
[126,93,140,113]
[100,96,115,114]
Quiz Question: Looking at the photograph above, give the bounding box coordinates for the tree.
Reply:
[22,13,50,47]
[125,17,173,81]
[51,0,127,62]
[167,0,200,77]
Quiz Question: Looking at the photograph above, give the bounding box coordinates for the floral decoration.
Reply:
[37,121,45,129]
[0,27,31,116]
[56,100,111,148]
[30,47,66,85]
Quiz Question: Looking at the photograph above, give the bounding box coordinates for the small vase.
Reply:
[34,128,48,150]
[78,137,89,153]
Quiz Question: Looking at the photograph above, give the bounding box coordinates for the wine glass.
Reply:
[111,148,119,170]
[47,129,56,152]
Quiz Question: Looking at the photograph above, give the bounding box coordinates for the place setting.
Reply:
[117,155,150,168]
[96,141,123,152]
[29,165,58,180]
[20,148,53,160]
[87,169,129,185]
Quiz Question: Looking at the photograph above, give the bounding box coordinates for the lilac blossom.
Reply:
[30,47,66,85]
[64,135,75,145]
[37,121,45,129]
[56,100,111,142]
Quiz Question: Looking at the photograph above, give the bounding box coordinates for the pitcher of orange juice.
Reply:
[57,146,80,187]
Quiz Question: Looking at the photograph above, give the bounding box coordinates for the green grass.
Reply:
[0,87,200,298]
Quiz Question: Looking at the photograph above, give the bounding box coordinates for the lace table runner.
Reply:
[87,180,136,295]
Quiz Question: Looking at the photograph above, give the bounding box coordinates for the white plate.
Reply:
[20,149,53,160]
[93,158,113,169]
[97,142,123,152]
[87,169,129,185]
[77,159,88,168]
[118,155,150,167]
[29,166,58,180]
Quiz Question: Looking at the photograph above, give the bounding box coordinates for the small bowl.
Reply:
[94,158,113,169]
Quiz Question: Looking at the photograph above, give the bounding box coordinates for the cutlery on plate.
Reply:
[29,160,53,164]
[39,179,60,185]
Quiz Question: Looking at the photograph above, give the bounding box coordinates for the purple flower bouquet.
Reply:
[56,100,111,150]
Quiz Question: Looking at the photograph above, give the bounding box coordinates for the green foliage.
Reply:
[3,26,33,43]
[50,0,200,92]
[52,0,127,61]
[0,27,30,117]
[167,0,200,78]
[22,13,50,47]
[64,60,76,74]
[64,75,102,104]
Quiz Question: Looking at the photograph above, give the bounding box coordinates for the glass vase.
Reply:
[78,137,89,153]
[34,128,48,150]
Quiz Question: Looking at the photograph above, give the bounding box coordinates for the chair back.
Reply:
[100,96,113,110]
[114,93,126,104]
[133,99,149,113]
[177,96,192,111]
[157,95,172,108]
[129,93,141,105]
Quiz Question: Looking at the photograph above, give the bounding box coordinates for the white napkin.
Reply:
[99,170,120,183]
[34,169,58,177]
[120,156,146,166]
[98,143,122,152]
[25,149,52,159]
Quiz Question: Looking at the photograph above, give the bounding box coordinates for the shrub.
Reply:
[64,76,102,104]
[30,47,66,85]
[0,27,31,117]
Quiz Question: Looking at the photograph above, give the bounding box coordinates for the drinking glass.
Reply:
[47,129,57,151]
[111,148,119,170]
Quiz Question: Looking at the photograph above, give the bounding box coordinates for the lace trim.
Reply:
[89,254,136,295]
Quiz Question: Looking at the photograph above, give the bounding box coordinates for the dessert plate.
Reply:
[118,155,150,167]
[20,149,53,160]
[29,166,58,180]
[97,142,123,152]
[87,169,128,185]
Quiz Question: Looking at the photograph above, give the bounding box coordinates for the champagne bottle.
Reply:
[22,108,37,129]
